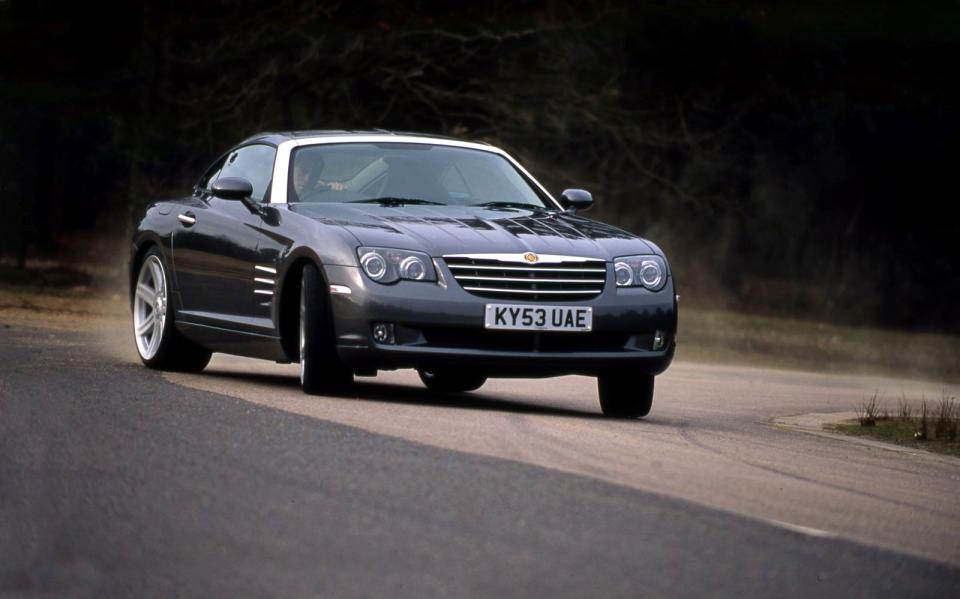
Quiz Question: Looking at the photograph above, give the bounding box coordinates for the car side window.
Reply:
[215,144,277,202]
[197,157,226,192]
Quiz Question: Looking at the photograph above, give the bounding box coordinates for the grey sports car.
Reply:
[130,131,677,417]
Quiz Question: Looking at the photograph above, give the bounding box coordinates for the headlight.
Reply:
[613,255,668,291]
[357,247,437,284]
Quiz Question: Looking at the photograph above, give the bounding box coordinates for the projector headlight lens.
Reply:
[613,255,668,291]
[399,256,426,281]
[360,252,387,281]
[639,260,663,288]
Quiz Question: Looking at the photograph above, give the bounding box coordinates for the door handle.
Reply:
[178,212,196,226]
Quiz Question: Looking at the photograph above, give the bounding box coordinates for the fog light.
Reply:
[653,330,666,350]
[372,323,395,344]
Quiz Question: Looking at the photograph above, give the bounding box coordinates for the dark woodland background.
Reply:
[1,0,958,333]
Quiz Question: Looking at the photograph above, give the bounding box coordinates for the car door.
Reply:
[171,143,277,330]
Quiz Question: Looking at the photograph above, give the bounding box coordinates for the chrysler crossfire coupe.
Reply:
[130,131,677,417]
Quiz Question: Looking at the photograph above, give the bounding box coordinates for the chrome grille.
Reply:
[443,254,607,301]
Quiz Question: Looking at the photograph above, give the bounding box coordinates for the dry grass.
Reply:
[836,391,960,457]
[856,392,881,426]
[934,396,958,441]
[898,393,913,420]
[917,398,929,441]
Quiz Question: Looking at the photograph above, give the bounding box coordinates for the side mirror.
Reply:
[560,189,593,213]
[211,177,254,200]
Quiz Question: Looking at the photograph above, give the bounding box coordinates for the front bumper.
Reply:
[324,263,677,377]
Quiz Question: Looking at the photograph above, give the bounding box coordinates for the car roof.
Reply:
[240,129,488,147]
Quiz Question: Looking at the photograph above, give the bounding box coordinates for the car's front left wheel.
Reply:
[132,248,211,372]
[299,263,353,394]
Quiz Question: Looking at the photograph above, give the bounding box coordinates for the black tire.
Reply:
[597,370,654,418]
[299,263,353,394]
[418,369,487,393]
[133,247,212,373]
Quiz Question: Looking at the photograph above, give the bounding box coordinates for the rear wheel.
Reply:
[132,248,211,372]
[418,369,487,393]
[299,263,353,394]
[597,370,654,418]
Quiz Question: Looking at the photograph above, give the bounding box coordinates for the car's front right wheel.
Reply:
[299,263,353,394]
[597,370,654,418]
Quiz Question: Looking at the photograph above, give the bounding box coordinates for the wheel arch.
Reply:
[129,234,167,308]
[276,249,330,361]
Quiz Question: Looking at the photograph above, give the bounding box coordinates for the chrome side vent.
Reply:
[254,265,275,303]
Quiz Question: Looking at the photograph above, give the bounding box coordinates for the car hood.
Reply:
[290,204,654,260]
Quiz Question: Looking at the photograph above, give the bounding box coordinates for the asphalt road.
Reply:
[1,322,959,597]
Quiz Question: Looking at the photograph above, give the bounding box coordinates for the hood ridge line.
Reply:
[550,215,611,257]
[503,216,537,237]
[515,215,576,253]
[452,216,498,244]
[407,206,460,241]
[533,216,578,249]
[502,215,585,255]
[552,216,593,241]
[416,207,462,242]
[482,215,540,254]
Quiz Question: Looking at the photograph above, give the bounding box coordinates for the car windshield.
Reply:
[287,142,552,208]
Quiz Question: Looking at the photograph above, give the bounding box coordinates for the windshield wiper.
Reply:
[470,201,547,211]
[349,197,445,207]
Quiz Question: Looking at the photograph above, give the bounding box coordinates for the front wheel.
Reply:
[597,371,654,418]
[418,369,486,393]
[299,263,353,394]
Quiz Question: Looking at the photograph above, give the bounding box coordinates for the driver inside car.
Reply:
[291,155,346,200]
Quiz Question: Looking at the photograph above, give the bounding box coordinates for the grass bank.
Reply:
[827,393,960,457]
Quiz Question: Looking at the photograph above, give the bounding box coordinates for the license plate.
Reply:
[484,304,592,332]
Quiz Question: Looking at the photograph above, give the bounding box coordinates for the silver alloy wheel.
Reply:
[299,281,306,386]
[133,255,168,360]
